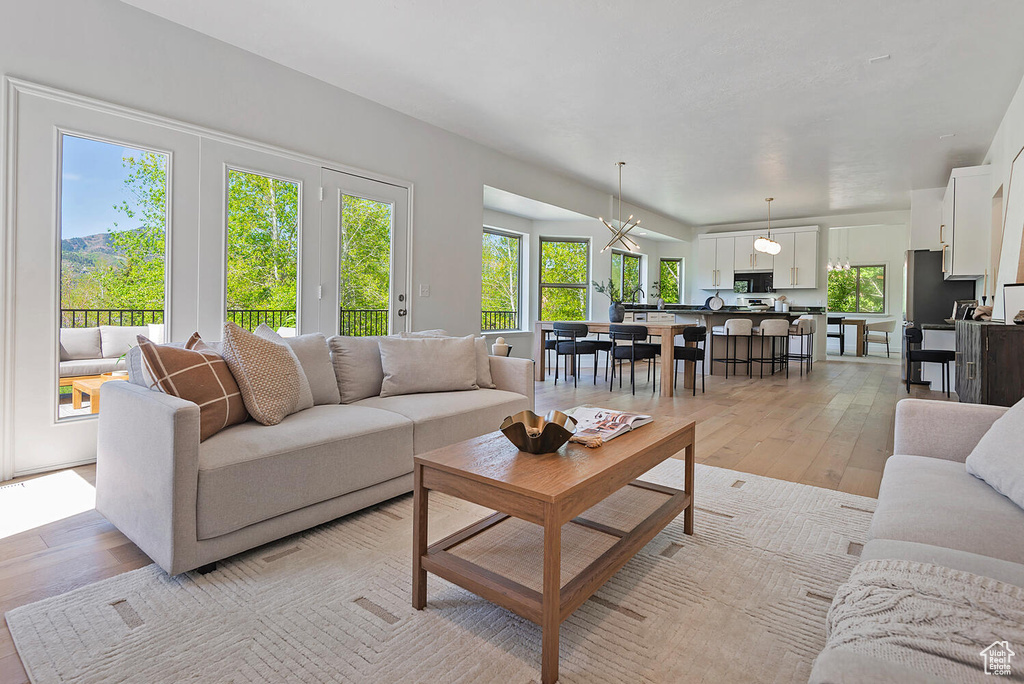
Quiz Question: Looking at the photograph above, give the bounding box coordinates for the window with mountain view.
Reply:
[225,170,299,332]
[481,228,521,331]
[58,134,169,417]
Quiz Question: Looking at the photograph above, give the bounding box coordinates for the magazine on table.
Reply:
[567,407,653,442]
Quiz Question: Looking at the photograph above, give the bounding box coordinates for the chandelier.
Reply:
[754,197,782,255]
[827,228,851,271]
[600,162,640,253]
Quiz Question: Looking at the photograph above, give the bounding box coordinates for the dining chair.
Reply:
[673,326,707,396]
[552,322,600,387]
[609,324,658,395]
[905,326,955,397]
[826,315,845,355]
[865,319,897,357]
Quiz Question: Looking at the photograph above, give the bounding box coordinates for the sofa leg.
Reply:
[196,562,218,575]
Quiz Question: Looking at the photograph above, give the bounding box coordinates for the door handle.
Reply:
[397,308,408,317]
[795,267,798,284]
[939,224,944,243]
[941,244,949,273]
[966,361,975,380]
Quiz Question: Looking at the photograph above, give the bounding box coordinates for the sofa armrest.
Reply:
[489,355,535,410]
[893,398,1007,463]
[95,381,201,575]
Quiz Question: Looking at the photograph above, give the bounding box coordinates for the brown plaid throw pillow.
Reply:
[136,333,249,441]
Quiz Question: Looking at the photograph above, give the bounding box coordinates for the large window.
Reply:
[225,169,299,331]
[659,258,682,303]
[611,250,642,303]
[339,194,393,336]
[539,237,589,321]
[828,265,886,313]
[481,228,521,331]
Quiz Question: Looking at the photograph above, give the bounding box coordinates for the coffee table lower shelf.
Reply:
[420,479,689,627]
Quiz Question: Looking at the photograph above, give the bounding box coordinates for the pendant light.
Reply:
[599,162,640,253]
[754,198,782,255]
[843,228,851,270]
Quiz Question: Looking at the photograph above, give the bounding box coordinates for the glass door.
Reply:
[320,169,410,336]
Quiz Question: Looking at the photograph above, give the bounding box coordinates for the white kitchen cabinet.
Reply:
[734,235,773,272]
[697,236,735,290]
[772,229,818,289]
[941,165,991,280]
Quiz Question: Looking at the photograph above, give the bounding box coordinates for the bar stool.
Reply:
[751,318,790,378]
[609,324,658,395]
[673,326,707,395]
[905,326,955,397]
[711,319,753,378]
[788,316,815,375]
[552,322,600,387]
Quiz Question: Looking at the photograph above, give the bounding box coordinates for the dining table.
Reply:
[534,320,698,397]
[828,316,867,356]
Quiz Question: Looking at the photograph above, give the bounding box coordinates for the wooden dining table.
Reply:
[534,320,698,396]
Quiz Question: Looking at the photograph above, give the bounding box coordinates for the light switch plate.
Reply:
[419,284,430,297]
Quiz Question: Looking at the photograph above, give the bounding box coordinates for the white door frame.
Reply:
[0,78,414,480]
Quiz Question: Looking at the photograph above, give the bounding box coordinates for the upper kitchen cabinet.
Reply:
[697,235,735,290]
[941,165,991,280]
[771,228,818,289]
[734,235,773,272]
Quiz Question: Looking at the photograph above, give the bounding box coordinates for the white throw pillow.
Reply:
[378,335,478,397]
[966,398,1024,509]
[399,331,495,389]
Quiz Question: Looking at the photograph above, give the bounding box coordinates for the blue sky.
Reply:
[60,135,161,240]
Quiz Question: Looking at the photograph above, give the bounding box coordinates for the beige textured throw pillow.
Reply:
[221,322,302,425]
[136,333,249,441]
[378,335,478,397]
[253,324,314,411]
[400,331,495,389]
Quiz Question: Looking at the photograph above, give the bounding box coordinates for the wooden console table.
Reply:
[413,419,695,684]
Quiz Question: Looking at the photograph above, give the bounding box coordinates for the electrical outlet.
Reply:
[419,284,430,297]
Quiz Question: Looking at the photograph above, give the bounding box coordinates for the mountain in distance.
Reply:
[61,229,137,270]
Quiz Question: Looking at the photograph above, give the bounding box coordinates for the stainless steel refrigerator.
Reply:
[904,249,975,382]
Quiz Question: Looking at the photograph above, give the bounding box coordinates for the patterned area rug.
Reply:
[6,463,875,683]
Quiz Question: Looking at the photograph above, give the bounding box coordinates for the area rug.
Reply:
[6,462,875,683]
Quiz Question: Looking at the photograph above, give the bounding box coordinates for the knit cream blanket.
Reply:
[823,559,1024,682]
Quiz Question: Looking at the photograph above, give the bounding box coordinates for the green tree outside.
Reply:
[540,240,588,321]
[659,259,680,303]
[481,231,520,330]
[827,266,885,313]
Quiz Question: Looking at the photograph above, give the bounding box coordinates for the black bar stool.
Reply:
[609,324,658,395]
[673,326,707,395]
[905,326,955,397]
[751,318,790,378]
[552,322,600,387]
[711,319,753,378]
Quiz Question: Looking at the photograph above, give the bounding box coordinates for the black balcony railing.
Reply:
[340,308,389,336]
[226,309,296,332]
[59,307,391,336]
[61,309,164,328]
[481,310,519,331]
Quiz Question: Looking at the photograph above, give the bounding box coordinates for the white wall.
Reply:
[693,210,910,316]
[984,70,1024,318]
[0,0,690,342]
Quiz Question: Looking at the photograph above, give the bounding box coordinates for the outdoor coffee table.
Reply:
[71,375,127,414]
[412,417,696,684]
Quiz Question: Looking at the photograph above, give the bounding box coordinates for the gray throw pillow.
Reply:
[258,329,339,405]
[378,335,478,398]
[59,327,101,361]
[399,331,494,389]
[966,397,1024,510]
[328,335,390,404]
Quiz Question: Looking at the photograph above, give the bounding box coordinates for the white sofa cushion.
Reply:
[328,335,389,404]
[401,330,495,389]
[282,332,340,405]
[355,388,529,454]
[59,327,101,361]
[59,357,124,378]
[100,325,150,359]
[860,539,1024,588]
[966,397,1024,509]
[196,405,413,539]
[378,335,478,397]
[870,454,1024,564]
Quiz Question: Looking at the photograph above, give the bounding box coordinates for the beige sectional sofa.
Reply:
[810,398,1024,682]
[59,324,163,379]
[95,342,534,576]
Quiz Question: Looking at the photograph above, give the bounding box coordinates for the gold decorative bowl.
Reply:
[500,410,577,454]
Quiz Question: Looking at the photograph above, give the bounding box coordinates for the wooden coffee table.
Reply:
[412,418,695,684]
[70,375,127,414]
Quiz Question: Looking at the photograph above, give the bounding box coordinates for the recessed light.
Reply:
[638,231,647,236]
[868,54,891,63]
[939,133,956,140]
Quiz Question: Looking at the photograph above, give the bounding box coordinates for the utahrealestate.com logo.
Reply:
[981,641,1015,676]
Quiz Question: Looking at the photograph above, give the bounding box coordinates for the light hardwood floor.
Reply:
[0,353,952,682]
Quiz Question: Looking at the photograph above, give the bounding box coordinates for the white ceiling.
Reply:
[123,0,1024,226]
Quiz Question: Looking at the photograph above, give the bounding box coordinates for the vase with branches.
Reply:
[593,279,626,322]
